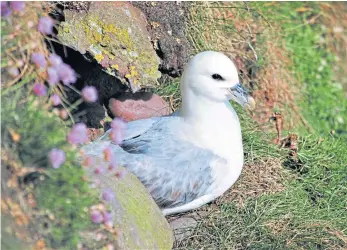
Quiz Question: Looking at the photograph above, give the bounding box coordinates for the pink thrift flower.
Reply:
[102,188,115,202]
[94,166,106,175]
[109,127,124,145]
[90,210,103,224]
[103,211,113,224]
[50,94,61,106]
[8,67,19,77]
[33,82,47,96]
[82,86,98,102]
[106,244,115,250]
[10,1,25,12]
[47,67,59,85]
[57,63,77,85]
[49,148,66,169]
[1,2,11,17]
[109,156,118,171]
[37,16,54,35]
[115,170,127,180]
[67,123,88,145]
[31,52,46,68]
[49,53,63,67]
[111,117,126,130]
[109,118,126,145]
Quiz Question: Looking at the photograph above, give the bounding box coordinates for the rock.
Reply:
[169,215,198,244]
[109,92,170,121]
[57,2,161,92]
[81,155,174,250]
[133,2,194,77]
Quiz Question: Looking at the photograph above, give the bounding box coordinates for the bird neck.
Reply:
[181,87,243,162]
[181,87,235,124]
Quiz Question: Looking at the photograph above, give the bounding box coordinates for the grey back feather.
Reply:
[84,117,222,209]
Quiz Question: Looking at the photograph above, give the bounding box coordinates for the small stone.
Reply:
[109,92,170,121]
[59,109,69,120]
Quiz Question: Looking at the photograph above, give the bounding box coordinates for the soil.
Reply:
[133,2,194,77]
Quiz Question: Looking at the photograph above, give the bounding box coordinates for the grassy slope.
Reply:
[253,2,347,138]
[172,2,347,249]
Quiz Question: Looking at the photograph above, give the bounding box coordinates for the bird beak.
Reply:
[227,83,256,110]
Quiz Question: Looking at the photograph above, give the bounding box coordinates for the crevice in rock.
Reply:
[47,40,127,128]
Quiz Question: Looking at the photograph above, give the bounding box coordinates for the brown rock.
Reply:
[109,92,170,121]
[132,2,194,76]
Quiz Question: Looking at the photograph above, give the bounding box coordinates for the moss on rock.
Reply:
[82,156,174,250]
[57,2,161,91]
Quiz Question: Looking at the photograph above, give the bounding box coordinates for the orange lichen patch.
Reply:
[8,128,21,142]
[1,199,10,214]
[34,239,47,250]
[3,198,30,226]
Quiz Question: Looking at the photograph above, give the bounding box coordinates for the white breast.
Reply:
[182,102,244,195]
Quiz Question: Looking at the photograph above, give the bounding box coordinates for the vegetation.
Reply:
[1,3,99,249]
[1,2,346,250]
[170,2,347,249]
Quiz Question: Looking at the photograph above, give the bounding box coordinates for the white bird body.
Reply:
[82,51,254,215]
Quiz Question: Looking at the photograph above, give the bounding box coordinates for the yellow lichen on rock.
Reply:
[57,2,161,90]
[111,64,119,70]
[95,54,104,62]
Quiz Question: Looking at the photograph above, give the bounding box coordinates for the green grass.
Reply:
[165,2,347,249]
[252,2,347,138]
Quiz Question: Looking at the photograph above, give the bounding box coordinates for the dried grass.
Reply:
[217,158,291,208]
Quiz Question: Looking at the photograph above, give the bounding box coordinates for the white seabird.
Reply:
[82,51,255,216]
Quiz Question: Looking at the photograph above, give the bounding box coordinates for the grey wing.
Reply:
[118,118,221,209]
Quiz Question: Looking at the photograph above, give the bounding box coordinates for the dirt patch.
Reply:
[133,2,194,77]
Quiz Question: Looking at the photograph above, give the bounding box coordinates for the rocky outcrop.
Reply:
[58,2,162,92]
[83,157,174,250]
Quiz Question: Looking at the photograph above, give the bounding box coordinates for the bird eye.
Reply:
[212,74,224,80]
